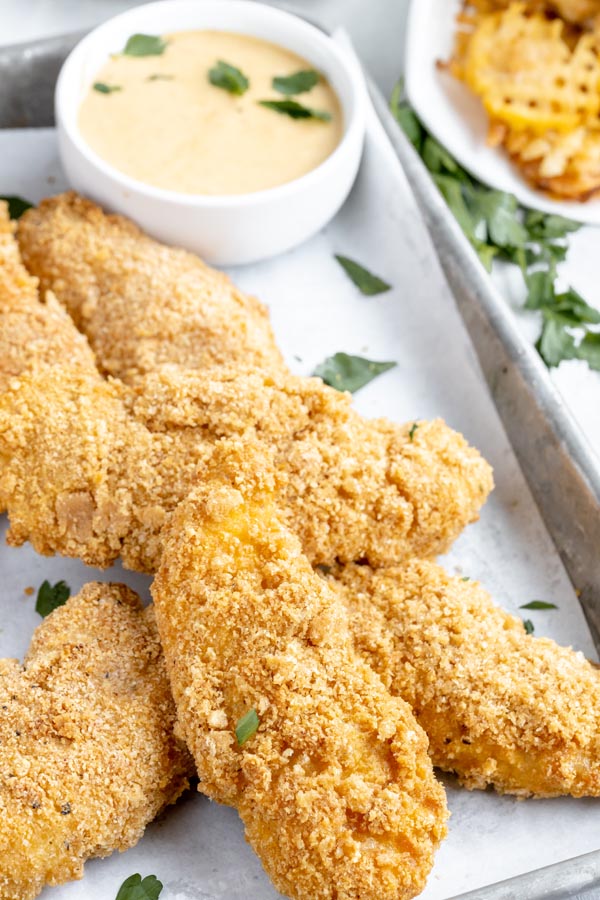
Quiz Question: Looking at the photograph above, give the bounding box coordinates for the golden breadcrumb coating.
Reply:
[17,192,284,382]
[0,203,95,393]
[0,367,211,572]
[329,558,600,798]
[0,582,192,900]
[0,362,492,572]
[152,440,448,900]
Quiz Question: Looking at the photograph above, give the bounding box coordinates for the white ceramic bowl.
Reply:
[55,0,366,265]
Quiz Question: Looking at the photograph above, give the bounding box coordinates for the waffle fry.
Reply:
[452,4,600,135]
[506,123,600,197]
[468,0,600,26]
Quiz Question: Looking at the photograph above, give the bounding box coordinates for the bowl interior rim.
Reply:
[56,0,367,208]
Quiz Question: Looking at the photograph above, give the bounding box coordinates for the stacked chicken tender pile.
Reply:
[450,0,600,199]
[1,192,600,900]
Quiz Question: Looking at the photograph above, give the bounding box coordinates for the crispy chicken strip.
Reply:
[152,440,448,900]
[0,367,211,571]
[0,582,192,900]
[329,558,600,797]
[0,203,95,393]
[0,363,492,571]
[17,192,284,382]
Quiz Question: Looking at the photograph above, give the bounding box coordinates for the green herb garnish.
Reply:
[209,60,249,96]
[520,600,558,610]
[273,70,320,95]
[408,423,419,441]
[523,619,535,635]
[93,82,122,94]
[0,195,33,219]
[123,34,167,57]
[147,73,173,82]
[314,352,396,393]
[259,99,331,121]
[115,874,163,900]
[390,81,600,372]
[35,580,70,617]
[236,709,260,746]
[577,332,600,369]
[334,255,391,296]
[461,576,471,582]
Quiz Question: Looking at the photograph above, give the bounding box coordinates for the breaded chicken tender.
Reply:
[0,203,95,392]
[0,362,492,571]
[17,192,284,382]
[0,367,211,571]
[0,582,192,900]
[152,441,448,900]
[329,559,600,797]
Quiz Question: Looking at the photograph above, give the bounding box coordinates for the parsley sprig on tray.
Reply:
[390,83,600,371]
[115,873,163,900]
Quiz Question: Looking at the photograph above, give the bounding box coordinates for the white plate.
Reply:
[405,0,600,225]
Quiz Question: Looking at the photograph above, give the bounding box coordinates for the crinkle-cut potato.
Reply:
[0,583,192,900]
[504,122,600,198]
[451,4,600,135]
[327,559,600,798]
[152,439,448,900]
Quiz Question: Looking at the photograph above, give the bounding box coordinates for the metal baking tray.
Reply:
[2,19,600,900]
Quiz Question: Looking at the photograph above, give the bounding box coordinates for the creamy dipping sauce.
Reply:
[78,30,344,195]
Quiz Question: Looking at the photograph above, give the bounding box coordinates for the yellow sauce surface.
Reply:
[78,30,343,195]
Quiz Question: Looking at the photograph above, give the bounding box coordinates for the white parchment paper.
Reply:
[0,99,599,899]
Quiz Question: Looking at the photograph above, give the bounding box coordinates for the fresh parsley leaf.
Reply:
[273,70,319,95]
[0,195,33,219]
[388,81,599,373]
[209,60,249,96]
[115,873,163,900]
[35,580,70,617]
[577,332,600,371]
[123,34,166,57]
[524,210,580,241]
[520,600,558,610]
[93,82,122,94]
[536,314,577,368]
[474,190,528,249]
[432,175,478,244]
[422,135,462,177]
[258,99,331,121]
[147,73,173,81]
[236,709,260,746]
[555,288,600,325]
[313,353,396,393]
[474,241,500,272]
[523,619,535,635]
[524,267,556,310]
[408,422,419,441]
[390,81,424,152]
[334,255,391,296]
[461,576,471,582]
